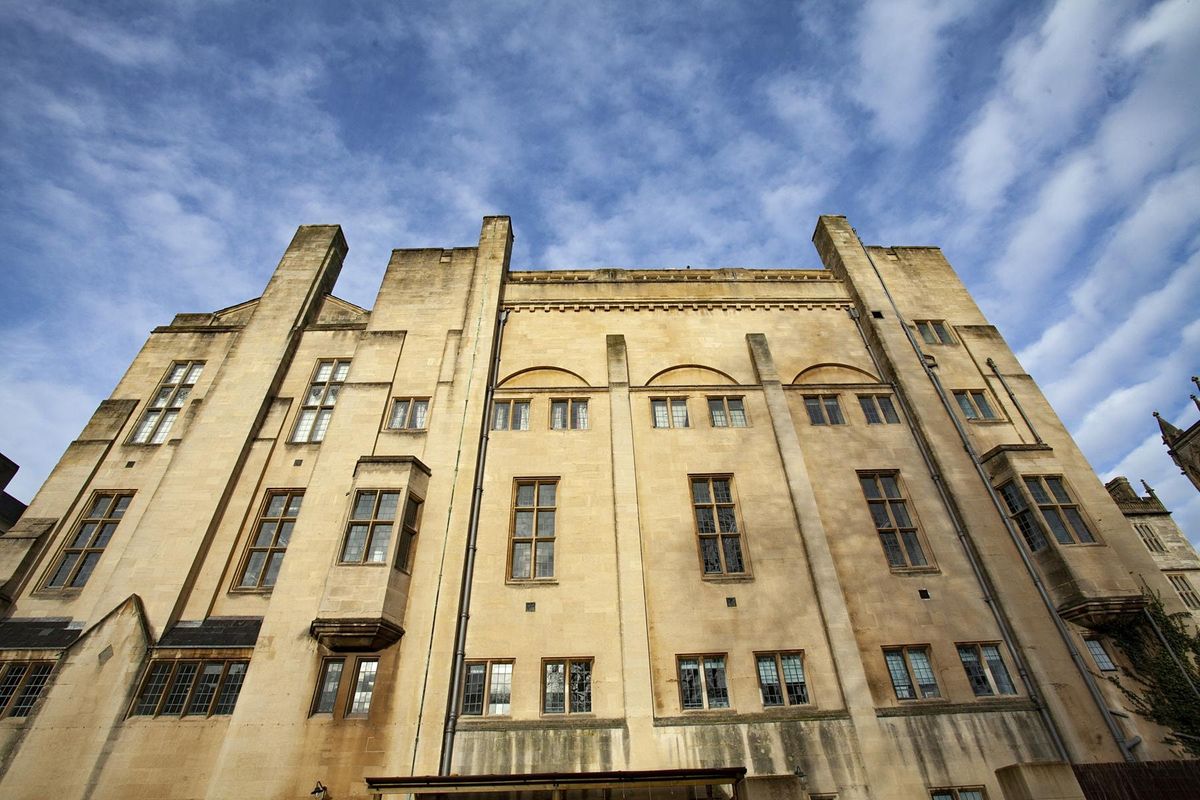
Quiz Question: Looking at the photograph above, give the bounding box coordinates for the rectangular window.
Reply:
[677,654,729,710]
[346,658,378,716]
[915,320,955,346]
[0,662,53,718]
[1168,573,1200,610]
[953,390,998,421]
[1084,639,1117,672]
[237,490,303,590]
[859,473,928,569]
[550,399,588,430]
[340,490,400,564]
[690,476,746,576]
[858,395,900,425]
[804,395,845,425]
[756,652,808,707]
[1134,523,1167,554]
[510,480,557,581]
[131,659,247,717]
[956,643,1016,696]
[542,658,592,714]
[493,399,531,431]
[708,397,748,428]
[462,660,513,716]
[651,398,690,428]
[396,495,423,572]
[1000,476,1095,548]
[130,361,203,444]
[884,646,940,700]
[292,359,350,443]
[930,790,984,800]
[45,492,133,589]
[387,397,429,430]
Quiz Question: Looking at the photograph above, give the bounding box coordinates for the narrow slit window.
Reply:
[396,495,423,572]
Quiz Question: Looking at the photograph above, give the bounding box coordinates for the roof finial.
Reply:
[1192,393,1200,413]
[1140,479,1159,500]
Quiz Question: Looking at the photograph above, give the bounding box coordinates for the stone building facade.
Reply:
[1155,379,1200,495]
[0,216,1194,799]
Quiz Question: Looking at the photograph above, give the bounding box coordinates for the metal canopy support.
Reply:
[367,768,747,798]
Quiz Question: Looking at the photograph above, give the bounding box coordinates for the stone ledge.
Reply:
[309,617,404,652]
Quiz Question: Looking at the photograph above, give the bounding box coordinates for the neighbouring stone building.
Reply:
[1106,477,1200,623]
[0,216,1196,800]
[1155,379,1200,495]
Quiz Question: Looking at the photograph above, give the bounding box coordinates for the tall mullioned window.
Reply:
[237,491,303,590]
[690,476,745,576]
[45,492,133,590]
[292,359,350,443]
[131,361,203,444]
[859,473,928,569]
[510,480,557,580]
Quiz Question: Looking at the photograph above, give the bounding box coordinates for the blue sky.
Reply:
[1,0,1198,542]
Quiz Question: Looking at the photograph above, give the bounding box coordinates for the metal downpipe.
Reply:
[440,308,509,775]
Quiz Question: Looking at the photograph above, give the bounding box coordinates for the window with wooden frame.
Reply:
[1084,638,1117,672]
[542,658,592,714]
[291,359,350,443]
[803,395,845,425]
[858,394,900,425]
[387,397,429,430]
[953,390,999,421]
[915,320,955,346]
[509,479,557,581]
[955,643,1016,697]
[755,652,809,707]
[236,490,303,590]
[998,476,1095,549]
[130,658,248,717]
[550,398,588,430]
[858,472,930,569]
[930,789,984,800]
[1167,573,1200,610]
[493,399,531,431]
[339,490,400,564]
[0,662,54,718]
[677,654,729,710]
[130,361,204,444]
[1134,523,1167,554]
[395,495,423,572]
[708,397,748,428]
[690,476,746,576]
[461,660,513,716]
[651,397,690,429]
[884,645,940,700]
[44,492,133,590]
[310,655,379,717]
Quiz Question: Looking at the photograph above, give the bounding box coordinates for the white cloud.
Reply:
[850,0,975,147]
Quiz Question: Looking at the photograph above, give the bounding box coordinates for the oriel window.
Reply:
[340,490,400,564]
